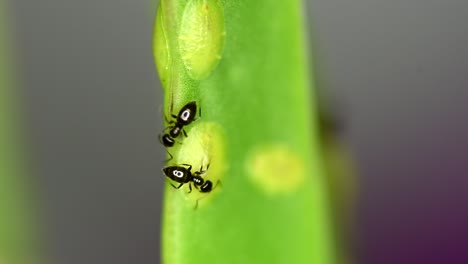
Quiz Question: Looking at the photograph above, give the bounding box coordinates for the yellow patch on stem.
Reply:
[179,0,225,80]
[171,122,227,208]
[246,144,305,195]
[153,4,171,89]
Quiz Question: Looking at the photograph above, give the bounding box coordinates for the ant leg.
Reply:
[198,162,211,175]
[164,118,176,126]
[186,183,193,194]
[162,125,174,133]
[175,139,184,146]
[164,151,173,162]
[169,182,183,189]
[193,180,221,210]
[193,186,204,210]
[193,192,208,210]
[163,108,176,124]
[162,100,176,124]
[169,96,174,114]
[164,114,170,124]
[213,180,222,190]
[182,129,188,137]
[194,199,201,210]
[193,166,203,177]
[159,104,172,123]
[199,164,205,174]
[180,164,192,171]
[193,105,202,122]
[194,162,211,177]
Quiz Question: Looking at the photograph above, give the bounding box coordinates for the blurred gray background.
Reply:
[9,0,468,263]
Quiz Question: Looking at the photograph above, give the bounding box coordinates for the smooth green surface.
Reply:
[154,0,335,263]
[0,2,40,263]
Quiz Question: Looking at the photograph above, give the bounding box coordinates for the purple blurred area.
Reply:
[8,0,468,263]
[309,1,468,263]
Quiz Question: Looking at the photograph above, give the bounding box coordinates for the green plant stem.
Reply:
[0,2,41,263]
[154,0,336,263]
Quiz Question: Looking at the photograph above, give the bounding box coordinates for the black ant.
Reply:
[159,101,200,147]
[163,163,213,193]
[162,163,220,208]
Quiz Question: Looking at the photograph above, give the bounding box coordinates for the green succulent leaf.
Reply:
[154,0,336,263]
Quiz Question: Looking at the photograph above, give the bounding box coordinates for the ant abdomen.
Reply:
[199,181,213,193]
[160,134,175,147]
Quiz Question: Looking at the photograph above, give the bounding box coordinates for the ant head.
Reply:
[161,134,175,147]
[163,166,189,183]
